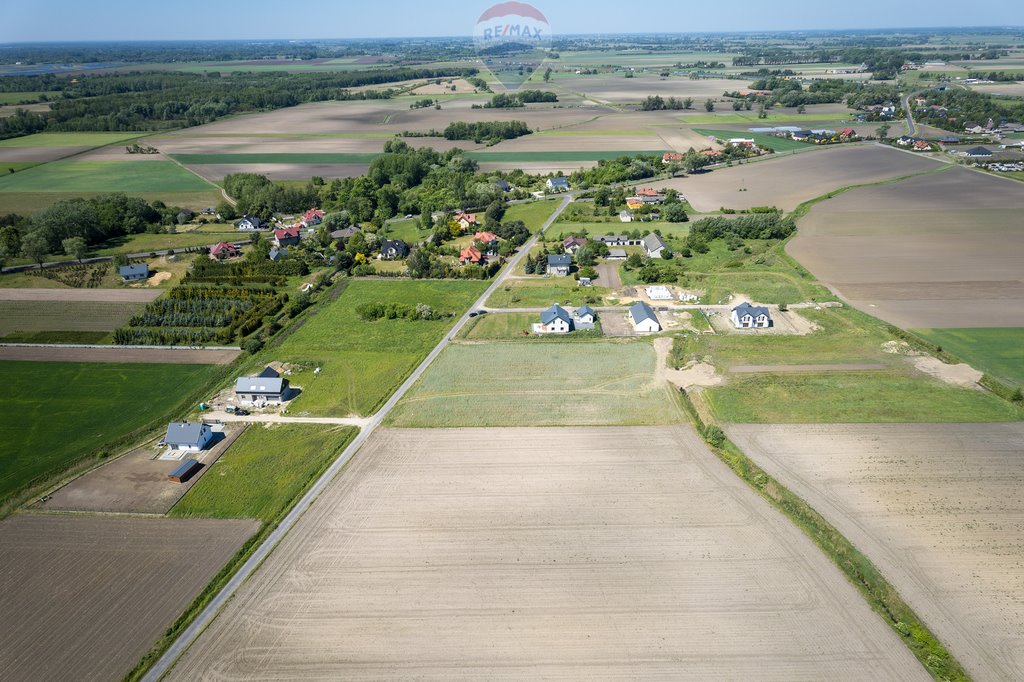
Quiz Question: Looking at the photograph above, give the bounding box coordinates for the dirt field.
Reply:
[0,287,162,302]
[565,75,745,103]
[0,345,240,364]
[728,423,1024,681]
[166,426,924,680]
[647,143,943,212]
[38,425,244,514]
[789,166,1024,327]
[0,514,259,682]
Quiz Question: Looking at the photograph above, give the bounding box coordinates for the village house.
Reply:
[163,422,213,452]
[913,140,931,151]
[330,226,361,241]
[546,176,571,192]
[300,208,325,227]
[460,245,484,265]
[629,300,661,333]
[119,264,149,282]
[473,231,500,254]
[268,246,288,262]
[379,239,409,260]
[454,212,479,230]
[236,215,265,232]
[642,233,667,258]
[838,127,857,140]
[606,248,627,260]
[547,253,572,276]
[575,305,596,328]
[619,210,634,223]
[538,304,574,334]
[701,149,723,159]
[662,152,684,164]
[964,146,993,159]
[209,242,241,261]
[235,367,290,406]
[273,226,302,248]
[562,236,588,254]
[731,302,772,328]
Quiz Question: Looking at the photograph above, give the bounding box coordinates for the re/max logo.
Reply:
[481,23,544,41]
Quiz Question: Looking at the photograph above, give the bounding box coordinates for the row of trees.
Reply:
[478,90,558,109]
[442,120,531,143]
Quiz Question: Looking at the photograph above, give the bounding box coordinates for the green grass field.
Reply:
[389,340,682,427]
[0,159,215,193]
[0,91,59,105]
[705,372,1021,423]
[487,277,611,308]
[169,424,357,522]
[0,300,144,337]
[276,279,486,417]
[462,311,602,340]
[0,361,212,504]
[0,189,224,215]
[0,132,143,148]
[379,218,429,244]
[503,199,560,233]
[91,230,239,257]
[914,327,1024,388]
[681,112,852,125]
[693,129,811,152]
[467,150,667,162]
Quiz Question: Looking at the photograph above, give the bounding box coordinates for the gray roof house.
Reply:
[642,233,667,258]
[330,226,361,241]
[119,264,149,281]
[606,248,628,260]
[547,253,572,276]
[236,215,265,231]
[539,304,574,334]
[546,176,571,192]
[575,305,597,329]
[629,300,661,333]
[268,246,288,262]
[731,302,772,328]
[380,239,409,260]
[163,422,214,452]
[964,146,993,158]
[235,367,290,405]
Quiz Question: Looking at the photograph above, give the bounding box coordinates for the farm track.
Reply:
[0,345,240,364]
[0,287,162,302]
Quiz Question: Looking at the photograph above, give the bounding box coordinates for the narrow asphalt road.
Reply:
[142,194,574,681]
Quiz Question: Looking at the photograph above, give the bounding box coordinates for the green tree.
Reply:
[0,225,21,258]
[543,67,552,82]
[682,97,693,109]
[61,236,88,263]
[877,123,891,140]
[704,98,715,112]
[663,203,689,223]
[20,230,49,267]
[797,104,806,114]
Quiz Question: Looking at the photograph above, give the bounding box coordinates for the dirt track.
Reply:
[0,345,240,364]
[0,514,258,682]
[0,287,162,302]
[166,426,925,680]
[728,423,1024,681]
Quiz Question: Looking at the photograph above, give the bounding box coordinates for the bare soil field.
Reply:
[485,133,665,153]
[0,287,161,302]
[647,143,943,212]
[151,134,472,156]
[188,162,372,181]
[728,423,1024,681]
[166,426,925,681]
[789,166,1024,327]
[0,345,240,364]
[566,75,744,103]
[408,78,476,95]
[0,514,258,682]
[0,145,85,163]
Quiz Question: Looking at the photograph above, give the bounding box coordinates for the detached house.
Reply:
[209,242,241,261]
[235,367,290,406]
[473,231,500,254]
[301,208,325,227]
[575,305,596,329]
[546,176,570,192]
[273,226,302,247]
[538,304,574,334]
[119,264,149,282]
[236,215,265,231]
[562,236,588,254]
[731,302,772,328]
[460,245,484,265]
[964,146,993,159]
[163,422,213,453]
[663,152,684,164]
[380,239,409,260]
[546,254,572,276]
[629,301,661,333]
[454,212,479,230]
[642,233,667,258]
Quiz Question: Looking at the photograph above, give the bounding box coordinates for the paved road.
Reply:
[202,411,371,428]
[141,193,575,682]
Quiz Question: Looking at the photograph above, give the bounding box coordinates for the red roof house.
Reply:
[273,226,302,247]
[473,231,499,244]
[839,127,857,139]
[301,208,325,226]
[454,212,478,229]
[209,242,241,260]
[460,245,483,265]
[662,152,684,164]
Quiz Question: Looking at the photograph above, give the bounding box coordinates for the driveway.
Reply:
[595,261,622,289]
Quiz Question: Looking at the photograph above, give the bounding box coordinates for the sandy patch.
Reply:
[654,336,724,388]
[910,355,983,389]
[145,271,172,286]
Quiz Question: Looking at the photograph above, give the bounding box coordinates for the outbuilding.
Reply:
[168,459,201,483]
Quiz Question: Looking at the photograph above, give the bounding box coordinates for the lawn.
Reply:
[0,361,212,504]
[487,277,611,308]
[0,190,224,215]
[0,159,216,193]
[0,300,145,337]
[91,230,240,257]
[503,199,561,233]
[693,129,811,152]
[0,91,59,105]
[0,132,143,148]
[914,327,1024,388]
[680,112,852,125]
[462,311,602,340]
[704,372,1022,423]
[169,424,357,522]
[275,279,486,417]
[173,153,380,165]
[379,218,430,244]
[388,340,682,427]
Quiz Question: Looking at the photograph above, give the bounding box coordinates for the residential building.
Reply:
[236,215,265,231]
[619,210,634,223]
[642,233,667,258]
[119,264,149,281]
[454,212,478,230]
[301,208,325,227]
[473,231,500,253]
[575,305,596,325]
[662,152,684,164]
[235,367,290,406]
[209,242,241,260]
[538,304,574,334]
[460,245,484,265]
[163,422,213,452]
[546,176,571,192]
[330,226,361,241]
[273,226,302,247]
[547,253,572,276]
[731,302,772,328]
[964,146,993,159]
[562,236,588,254]
[629,300,661,333]
[380,239,409,259]
[268,246,288,262]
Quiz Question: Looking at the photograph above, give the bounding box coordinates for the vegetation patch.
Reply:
[0,159,215,193]
[0,299,144,336]
[693,128,809,152]
[913,327,1024,389]
[487,278,610,308]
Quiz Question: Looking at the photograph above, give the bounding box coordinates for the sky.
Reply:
[2,0,1024,42]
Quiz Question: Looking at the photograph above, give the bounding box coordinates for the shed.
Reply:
[168,459,201,484]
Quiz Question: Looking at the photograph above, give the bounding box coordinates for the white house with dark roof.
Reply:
[163,422,213,452]
[235,367,290,405]
[642,233,667,258]
[546,176,570,192]
[574,305,597,330]
[731,302,772,328]
[629,301,661,333]
[538,304,574,334]
[236,215,265,231]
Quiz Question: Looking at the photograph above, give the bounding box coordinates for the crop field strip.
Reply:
[0,158,218,193]
[164,427,926,680]
[729,423,1024,681]
[0,299,145,335]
